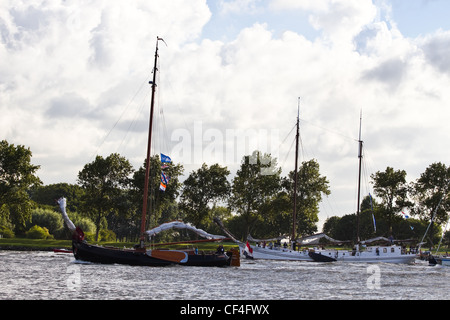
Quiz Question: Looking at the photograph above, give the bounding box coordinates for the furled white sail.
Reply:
[57,197,76,232]
[298,233,348,245]
[145,221,226,240]
[247,234,284,243]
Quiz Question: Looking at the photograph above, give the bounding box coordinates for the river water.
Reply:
[1,250,448,302]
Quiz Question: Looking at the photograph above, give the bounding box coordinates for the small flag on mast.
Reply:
[160,153,172,163]
[369,193,376,232]
[159,154,172,192]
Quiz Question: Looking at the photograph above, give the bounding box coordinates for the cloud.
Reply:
[0,0,212,182]
[45,92,93,119]
[362,57,407,89]
[420,29,450,75]
[270,0,378,43]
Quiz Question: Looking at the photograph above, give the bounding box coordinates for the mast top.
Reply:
[157,36,167,47]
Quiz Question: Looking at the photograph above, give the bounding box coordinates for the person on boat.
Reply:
[388,235,394,244]
[217,245,224,255]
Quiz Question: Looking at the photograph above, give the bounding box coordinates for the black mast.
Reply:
[356,111,363,243]
[140,37,165,249]
[292,98,300,247]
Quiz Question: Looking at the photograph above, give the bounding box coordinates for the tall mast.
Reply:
[140,37,164,248]
[356,110,363,243]
[292,97,300,244]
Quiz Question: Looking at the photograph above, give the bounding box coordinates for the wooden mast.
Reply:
[292,98,300,247]
[140,37,164,248]
[356,111,363,243]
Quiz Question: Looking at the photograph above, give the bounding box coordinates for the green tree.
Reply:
[26,225,52,239]
[283,159,330,238]
[323,194,378,242]
[77,153,134,241]
[229,151,281,240]
[371,167,410,234]
[322,216,341,238]
[253,191,292,239]
[323,194,430,242]
[0,140,41,233]
[180,163,230,229]
[410,162,450,246]
[131,155,184,232]
[30,183,85,212]
[26,208,63,236]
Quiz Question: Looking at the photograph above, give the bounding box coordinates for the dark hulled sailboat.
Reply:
[58,37,236,267]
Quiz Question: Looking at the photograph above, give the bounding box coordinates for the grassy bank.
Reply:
[0,238,72,251]
[0,238,239,252]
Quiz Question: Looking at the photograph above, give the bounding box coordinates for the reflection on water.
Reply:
[1,250,449,300]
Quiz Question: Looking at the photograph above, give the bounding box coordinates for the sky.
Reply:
[1,0,450,231]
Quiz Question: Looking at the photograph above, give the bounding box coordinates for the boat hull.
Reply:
[441,258,450,266]
[432,256,450,266]
[184,252,231,267]
[238,243,313,261]
[308,251,336,262]
[72,241,233,267]
[72,241,174,266]
[308,246,416,264]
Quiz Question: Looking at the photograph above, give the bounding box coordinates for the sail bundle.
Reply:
[57,197,76,232]
[145,221,227,240]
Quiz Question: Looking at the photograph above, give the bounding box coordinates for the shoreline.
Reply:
[0,246,68,252]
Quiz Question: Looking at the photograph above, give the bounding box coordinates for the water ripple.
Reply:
[1,251,449,300]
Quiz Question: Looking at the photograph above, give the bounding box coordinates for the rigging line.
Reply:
[300,118,355,142]
[360,144,370,195]
[361,147,377,199]
[298,129,306,163]
[281,135,296,171]
[419,179,450,248]
[116,89,150,155]
[163,71,190,132]
[277,122,297,156]
[90,75,151,160]
[277,121,298,172]
[436,215,450,254]
[157,64,171,157]
[155,61,171,159]
[154,61,163,156]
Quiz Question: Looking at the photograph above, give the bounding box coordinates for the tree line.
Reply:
[1,139,449,247]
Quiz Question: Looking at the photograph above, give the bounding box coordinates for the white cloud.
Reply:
[0,0,213,185]
[270,0,378,45]
[419,29,450,75]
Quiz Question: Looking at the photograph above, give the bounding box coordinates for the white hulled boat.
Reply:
[238,233,348,261]
[309,114,416,264]
[308,239,416,264]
